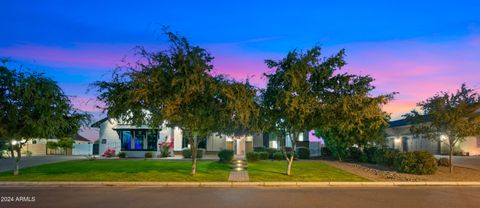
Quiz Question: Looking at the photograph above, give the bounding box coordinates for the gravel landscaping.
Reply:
[322,160,480,181]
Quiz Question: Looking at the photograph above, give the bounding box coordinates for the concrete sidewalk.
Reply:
[1,181,479,187]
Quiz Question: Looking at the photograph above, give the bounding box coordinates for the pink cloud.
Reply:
[70,96,105,113]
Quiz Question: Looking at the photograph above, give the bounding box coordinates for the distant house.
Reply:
[74,134,91,144]
[385,119,480,156]
[90,117,316,158]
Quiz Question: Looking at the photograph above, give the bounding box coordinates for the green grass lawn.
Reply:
[0,160,366,182]
[248,161,368,182]
[0,160,230,182]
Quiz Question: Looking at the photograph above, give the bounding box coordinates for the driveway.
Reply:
[0,155,84,172]
[436,155,480,170]
[0,187,479,208]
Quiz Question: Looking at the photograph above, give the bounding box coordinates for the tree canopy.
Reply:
[0,63,90,175]
[404,84,480,173]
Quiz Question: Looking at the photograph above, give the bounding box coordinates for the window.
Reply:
[147,130,158,150]
[121,130,132,150]
[119,129,158,151]
[134,130,146,149]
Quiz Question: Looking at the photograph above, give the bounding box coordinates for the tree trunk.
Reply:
[191,135,198,176]
[13,148,21,176]
[449,146,453,174]
[286,154,294,176]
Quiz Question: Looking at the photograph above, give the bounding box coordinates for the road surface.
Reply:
[0,186,479,208]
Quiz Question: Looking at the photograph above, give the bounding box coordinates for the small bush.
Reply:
[437,157,450,167]
[394,151,438,175]
[144,152,153,158]
[321,147,332,156]
[196,148,206,158]
[102,149,116,157]
[218,149,234,163]
[182,148,192,158]
[266,148,279,159]
[246,152,260,162]
[254,147,267,152]
[374,148,399,167]
[297,147,310,159]
[258,151,269,160]
[363,146,378,163]
[347,147,363,161]
[272,152,284,160]
[118,152,126,158]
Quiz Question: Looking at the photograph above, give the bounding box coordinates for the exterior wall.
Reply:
[21,144,46,156]
[72,144,93,155]
[206,134,226,151]
[458,136,480,156]
[386,123,480,155]
[173,127,183,151]
[252,133,263,147]
[98,119,121,155]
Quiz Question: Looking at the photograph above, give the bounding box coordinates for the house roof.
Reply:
[74,134,90,142]
[388,119,411,128]
[90,117,108,128]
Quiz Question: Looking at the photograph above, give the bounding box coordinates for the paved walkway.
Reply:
[435,155,480,170]
[0,156,84,172]
[228,170,249,181]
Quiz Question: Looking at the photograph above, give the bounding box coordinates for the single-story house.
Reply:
[90,117,321,157]
[385,119,480,156]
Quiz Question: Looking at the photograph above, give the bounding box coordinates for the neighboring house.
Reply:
[385,119,480,156]
[90,117,317,157]
[74,134,92,144]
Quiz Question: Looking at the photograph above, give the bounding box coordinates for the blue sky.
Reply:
[1,0,480,139]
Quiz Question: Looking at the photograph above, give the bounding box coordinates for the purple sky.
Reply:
[1,1,480,140]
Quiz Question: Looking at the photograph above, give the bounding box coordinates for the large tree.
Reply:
[404,84,480,173]
[95,31,229,175]
[315,74,394,160]
[0,64,90,175]
[263,46,349,176]
[216,77,261,145]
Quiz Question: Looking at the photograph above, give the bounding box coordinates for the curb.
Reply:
[1,181,480,187]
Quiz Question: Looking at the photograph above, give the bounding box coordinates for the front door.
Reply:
[234,137,246,156]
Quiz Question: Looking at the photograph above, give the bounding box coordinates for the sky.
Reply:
[1,1,480,140]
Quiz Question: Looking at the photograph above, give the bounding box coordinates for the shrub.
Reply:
[246,152,260,162]
[144,152,153,158]
[394,151,438,175]
[266,148,279,159]
[258,151,269,160]
[374,148,399,167]
[196,148,206,159]
[272,152,284,160]
[347,147,363,161]
[363,146,378,163]
[160,143,171,157]
[218,149,234,163]
[118,152,126,158]
[102,149,116,157]
[297,147,310,159]
[182,148,192,158]
[321,147,332,156]
[254,147,267,152]
[437,158,450,167]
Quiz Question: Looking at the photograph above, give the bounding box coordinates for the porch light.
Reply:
[394,138,401,143]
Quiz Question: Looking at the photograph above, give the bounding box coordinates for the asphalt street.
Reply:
[0,186,479,208]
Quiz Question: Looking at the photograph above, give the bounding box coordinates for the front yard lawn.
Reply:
[248,161,368,182]
[0,160,230,182]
